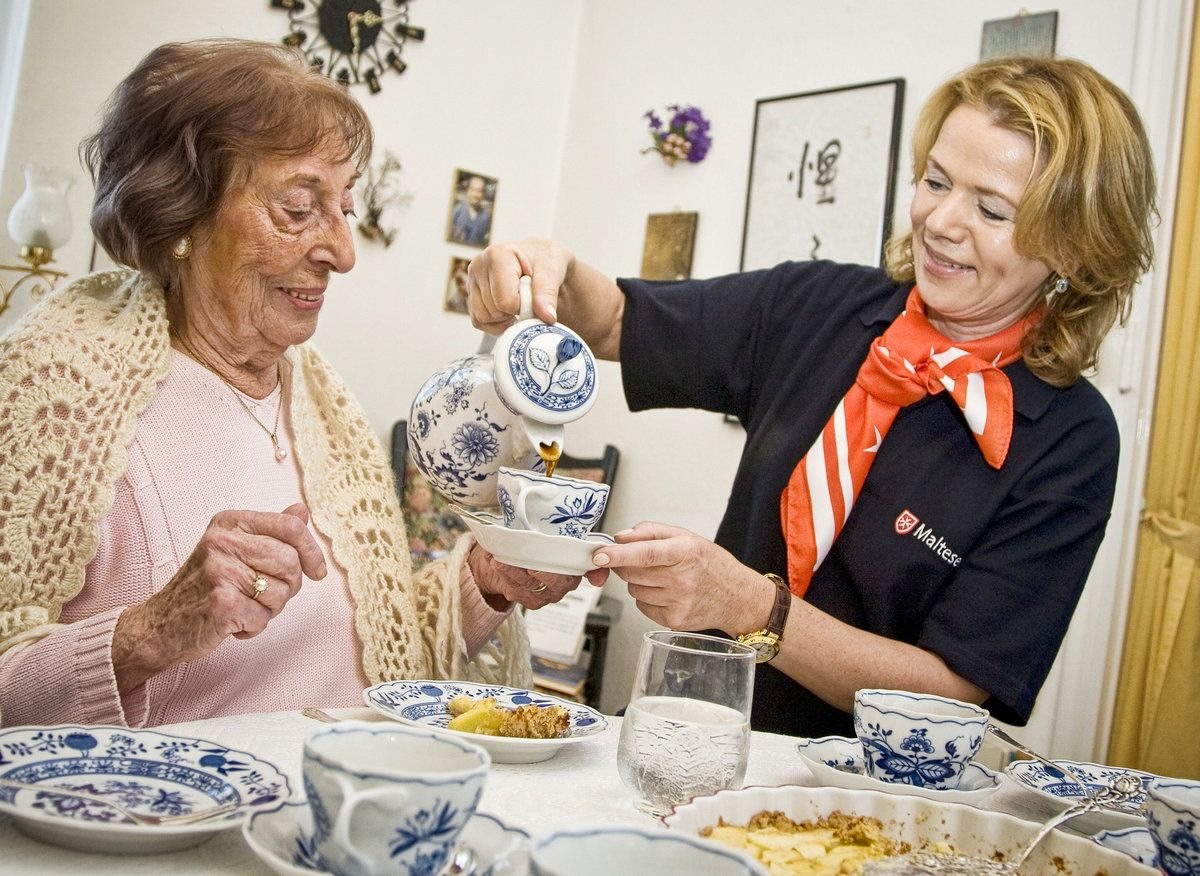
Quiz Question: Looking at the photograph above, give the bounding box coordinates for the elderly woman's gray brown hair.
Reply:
[81,38,373,290]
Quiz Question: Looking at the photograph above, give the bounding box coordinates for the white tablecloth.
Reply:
[0,708,1060,874]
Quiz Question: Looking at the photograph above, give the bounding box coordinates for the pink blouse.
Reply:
[0,353,504,727]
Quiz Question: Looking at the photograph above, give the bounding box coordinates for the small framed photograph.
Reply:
[640,212,699,281]
[980,11,1058,60]
[740,78,905,270]
[445,168,497,248]
[444,256,471,314]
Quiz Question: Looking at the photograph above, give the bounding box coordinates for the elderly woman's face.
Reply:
[190,147,357,351]
[910,104,1052,340]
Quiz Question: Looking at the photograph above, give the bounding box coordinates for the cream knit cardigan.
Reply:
[0,270,530,688]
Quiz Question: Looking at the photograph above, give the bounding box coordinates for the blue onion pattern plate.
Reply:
[363,681,608,764]
[1006,758,1155,834]
[0,724,289,855]
[1092,826,1158,867]
[796,735,1001,806]
[244,800,531,875]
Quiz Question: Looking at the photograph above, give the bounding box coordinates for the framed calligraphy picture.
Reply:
[739,78,905,270]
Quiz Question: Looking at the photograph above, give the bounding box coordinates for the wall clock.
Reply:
[271,0,425,94]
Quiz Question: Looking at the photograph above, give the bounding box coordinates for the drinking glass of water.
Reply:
[616,630,756,816]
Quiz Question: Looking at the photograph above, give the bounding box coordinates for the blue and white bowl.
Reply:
[1093,826,1158,867]
[852,689,988,791]
[532,825,766,876]
[1147,778,1200,876]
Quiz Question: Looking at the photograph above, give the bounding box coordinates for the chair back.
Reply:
[555,445,620,530]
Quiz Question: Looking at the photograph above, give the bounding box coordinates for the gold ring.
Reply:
[252,573,268,601]
[532,583,548,593]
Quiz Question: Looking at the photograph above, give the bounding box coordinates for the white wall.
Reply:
[0,0,1188,755]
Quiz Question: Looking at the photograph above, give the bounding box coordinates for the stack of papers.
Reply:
[524,585,601,665]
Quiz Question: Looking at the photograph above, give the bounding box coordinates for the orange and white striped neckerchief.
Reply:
[780,287,1038,597]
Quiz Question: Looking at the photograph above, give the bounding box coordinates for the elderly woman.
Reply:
[0,39,588,729]
[469,56,1157,737]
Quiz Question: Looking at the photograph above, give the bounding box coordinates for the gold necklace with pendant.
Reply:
[173,333,288,462]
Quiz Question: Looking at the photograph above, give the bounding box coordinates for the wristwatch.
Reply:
[736,573,791,663]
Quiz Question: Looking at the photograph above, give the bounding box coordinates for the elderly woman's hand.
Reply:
[111,503,327,693]
[590,522,774,634]
[467,543,604,610]
[466,238,575,333]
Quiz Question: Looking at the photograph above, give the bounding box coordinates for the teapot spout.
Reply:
[519,419,566,474]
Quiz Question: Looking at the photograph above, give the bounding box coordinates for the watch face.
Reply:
[275,0,425,93]
[738,633,779,663]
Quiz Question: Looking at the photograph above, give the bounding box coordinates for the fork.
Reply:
[0,777,239,826]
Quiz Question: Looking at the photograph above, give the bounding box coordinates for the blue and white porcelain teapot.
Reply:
[408,276,599,507]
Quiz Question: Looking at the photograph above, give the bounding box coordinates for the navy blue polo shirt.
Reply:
[618,260,1118,738]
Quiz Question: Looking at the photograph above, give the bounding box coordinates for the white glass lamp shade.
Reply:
[7,164,74,250]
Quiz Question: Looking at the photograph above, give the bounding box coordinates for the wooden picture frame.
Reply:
[445,168,497,248]
[639,211,698,281]
[980,11,1058,60]
[444,256,470,314]
[739,78,905,270]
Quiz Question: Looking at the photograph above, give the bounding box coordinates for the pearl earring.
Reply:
[171,236,193,260]
[1052,276,1069,296]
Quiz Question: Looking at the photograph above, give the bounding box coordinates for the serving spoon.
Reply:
[985,724,1091,797]
[860,774,1143,874]
[0,777,239,827]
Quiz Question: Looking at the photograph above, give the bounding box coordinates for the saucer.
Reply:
[450,504,614,576]
[0,724,289,855]
[363,680,608,764]
[243,800,531,875]
[796,735,1001,805]
[1092,826,1158,866]
[1005,758,1153,833]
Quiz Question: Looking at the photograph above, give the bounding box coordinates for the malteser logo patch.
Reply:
[894,509,919,535]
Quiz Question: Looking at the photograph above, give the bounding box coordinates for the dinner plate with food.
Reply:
[362,680,609,764]
[662,784,1157,875]
[796,735,1002,805]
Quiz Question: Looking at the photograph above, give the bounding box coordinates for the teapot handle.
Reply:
[476,275,534,355]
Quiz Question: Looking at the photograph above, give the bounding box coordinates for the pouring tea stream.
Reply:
[408,276,598,506]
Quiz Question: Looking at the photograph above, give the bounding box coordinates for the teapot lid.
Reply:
[491,278,598,425]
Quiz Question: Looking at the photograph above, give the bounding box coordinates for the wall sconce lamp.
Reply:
[0,164,73,318]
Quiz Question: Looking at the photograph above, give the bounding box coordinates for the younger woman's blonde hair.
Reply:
[884,56,1157,387]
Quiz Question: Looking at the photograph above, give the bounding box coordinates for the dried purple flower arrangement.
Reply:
[643,104,712,165]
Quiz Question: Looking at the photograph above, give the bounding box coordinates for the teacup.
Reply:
[303,721,489,876]
[852,688,988,790]
[496,466,609,539]
[531,825,767,875]
[1146,777,1200,875]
